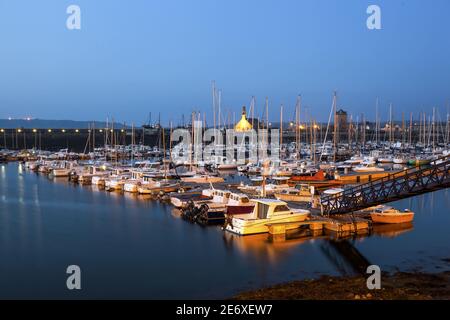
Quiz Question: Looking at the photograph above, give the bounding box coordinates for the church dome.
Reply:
[234,106,252,132]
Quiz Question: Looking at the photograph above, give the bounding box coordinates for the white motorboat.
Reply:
[344,156,364,165]
[52,168,72,177]
[217,163,238,170]
[180,175,224,183]
[225,199,310,235]
[124,180,141,193]
[378,156,394,163]
[353,162,385,172]
[393,156,408,164]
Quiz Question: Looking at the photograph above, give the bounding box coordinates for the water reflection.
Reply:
[372,222,414,238]
[321,239,371,276]
[1,163,449,299]
[222,231,318,264]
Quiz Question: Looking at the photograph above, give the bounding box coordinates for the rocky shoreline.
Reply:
[233,271,450,300]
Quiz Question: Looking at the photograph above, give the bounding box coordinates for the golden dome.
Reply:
[234,106,252,132]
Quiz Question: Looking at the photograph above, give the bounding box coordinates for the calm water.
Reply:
[0,162,449,299]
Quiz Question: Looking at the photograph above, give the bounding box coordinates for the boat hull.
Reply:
[226,214,309,235]
[370,212,414,224]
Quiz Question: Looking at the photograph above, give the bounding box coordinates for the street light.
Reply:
[48,129,52,133]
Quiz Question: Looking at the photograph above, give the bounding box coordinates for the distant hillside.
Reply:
[0,119,129,129]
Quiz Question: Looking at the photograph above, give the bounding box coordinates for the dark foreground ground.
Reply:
[233,271,450,300]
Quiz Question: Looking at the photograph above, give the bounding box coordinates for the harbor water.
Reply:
[0,162,449,299]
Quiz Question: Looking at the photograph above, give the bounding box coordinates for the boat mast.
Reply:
[162,126,167,180]
[401,112,405,149]
[265,97,269,158]
[375,98,379,145]
[131,123,135,163]
[280,104,283,159]
[409,112,413,147]
[432,107,436,152]
[389,103,393,145]
[190,112,194,171]
[212,81,216,133]
[362,113,366,148]
[348,114,352,150]
[319,92,334,162]
[218,90,221,131]
[313,119,317,164]
[445,111,450,145]
[333,91,337,162]
[295,95,301,160]
[92,122,95,153]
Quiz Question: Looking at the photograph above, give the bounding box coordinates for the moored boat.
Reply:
[370,206,415,224]
[225,199,310,235]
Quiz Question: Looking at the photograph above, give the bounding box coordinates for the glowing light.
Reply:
[0,129,4,133]
[48,129,52,132]
[62,129,66,133]
[75,129,79,133]
[17,129,22,133]
[33,129,37,133]
[234,106,252,132]
[99,129,103,132]
[121,129,124,132]
[110,129,113,132]
[290,122,293,127]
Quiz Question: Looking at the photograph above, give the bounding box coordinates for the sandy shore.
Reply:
[233,271,450,300]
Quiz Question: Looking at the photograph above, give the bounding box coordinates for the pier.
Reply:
[266,215,370,237]
[321,155,450,215]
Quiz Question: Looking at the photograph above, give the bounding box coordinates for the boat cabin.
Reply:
[252,199,293,219]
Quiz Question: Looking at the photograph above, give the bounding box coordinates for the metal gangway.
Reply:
[321,155,450,215]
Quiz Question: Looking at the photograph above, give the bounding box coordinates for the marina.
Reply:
[0,160,449,299]
[2,97,450,300]
[2,104,450,239]
[1,0,450,305]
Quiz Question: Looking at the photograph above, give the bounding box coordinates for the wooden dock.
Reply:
[336,170,405,184]
[266,215,371,237]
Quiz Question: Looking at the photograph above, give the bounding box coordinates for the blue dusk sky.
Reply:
[0,0,449,125]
